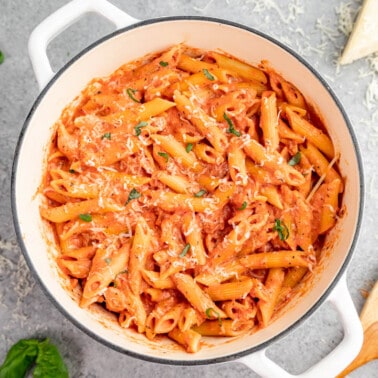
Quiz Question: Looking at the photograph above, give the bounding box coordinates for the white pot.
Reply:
[12,1,364,377]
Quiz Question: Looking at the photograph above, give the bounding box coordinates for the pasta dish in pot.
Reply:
[40,44,343,353]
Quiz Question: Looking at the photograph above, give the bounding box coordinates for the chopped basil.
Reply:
[288,151,301,166]
[104,258,112,265]
[159,61,168,67]
[203,69,215,81]
[79,213,92,222]
[239,201,247,210]
[113,270,128,288]
[125,188,141,204]
[0,51,4,64]
[101,132,111,140]
[134,121,148,136]
[273,219,290,241]
[185,143,193,153]
[194,189,207,197]
[69,169,76,174]
[126,88,140,103]
[205,307,222,326]
[223,112,241,137]
[179,243,191,257]
[158,152,169,161]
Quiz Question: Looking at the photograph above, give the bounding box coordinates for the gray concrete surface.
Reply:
[0,0,377,377]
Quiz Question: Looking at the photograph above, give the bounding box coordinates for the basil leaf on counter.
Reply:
[0,338,68,378]
[0,339,39,378]
[33,339,68,378]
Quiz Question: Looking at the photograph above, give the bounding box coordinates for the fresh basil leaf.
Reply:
[223,112,241,137]
[185,143,193,153]
[159,61,168,67]
[134,121,148,136]
[0,339,39,378]
[202,69,215,81]
[158,152,169,161]
[125,188,141,204]
[194,189,207,198]
[126,88,140,103]
[79,214,92,222]
[288,152,301,166]
[33,339,68,378]
[0,51,4,65]
[273,219,290,241]
[238,201,247,210]
[101,132,111,140]
[205,308,222,326]
[179,243,191,258]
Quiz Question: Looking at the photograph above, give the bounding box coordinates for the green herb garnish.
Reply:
[288,152,301,166]
[205,308,222,326]
[203,68,215,81]
[194,189,207,197]
[223,112,241,137]
[158,152,169,161]
[101,132,111,140]
[273,218,290,241]
[159,61,168,67]
[126,88,140,103]
[134,121,148,136]
[125,188,141,204]
[0,338,68,378]
[0,51,4,65]
[113,270,128,288]
[179,243,191,258]
[185,143,193,153]
[69,169,76,174]
[239,201,247,210]
[79,213,92,222]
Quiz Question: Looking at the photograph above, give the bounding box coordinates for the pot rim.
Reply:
[11,15,365,365]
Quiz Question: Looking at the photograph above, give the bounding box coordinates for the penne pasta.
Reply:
[40,44,344,353]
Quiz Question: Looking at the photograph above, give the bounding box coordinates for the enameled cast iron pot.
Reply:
[11,1,364,376]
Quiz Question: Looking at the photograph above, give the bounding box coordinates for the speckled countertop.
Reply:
[0,0,377,377]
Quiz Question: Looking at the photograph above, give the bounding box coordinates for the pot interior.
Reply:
[13,18,362,363]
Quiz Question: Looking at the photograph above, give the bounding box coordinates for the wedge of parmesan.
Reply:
[340,0,378,65]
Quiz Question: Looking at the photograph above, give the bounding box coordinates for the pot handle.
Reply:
[28,0,139,90]
[238,274,363,378]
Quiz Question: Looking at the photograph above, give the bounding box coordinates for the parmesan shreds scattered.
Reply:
[364,75,378,110]
[245,0,304,24]
[193,0,215,13]
[316,15,340,43]
[335,1,357,37]
[367,53,378,74]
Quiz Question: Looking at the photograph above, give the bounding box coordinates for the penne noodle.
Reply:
[172,273,226,318]
[193,319,254,337]
[40,197,124,223]
[286,107,334,159]
[168,328,202,353]
[258,268,285,327]
[239,251,314,270]
[260,91,279,151]
[206,279,253,301]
